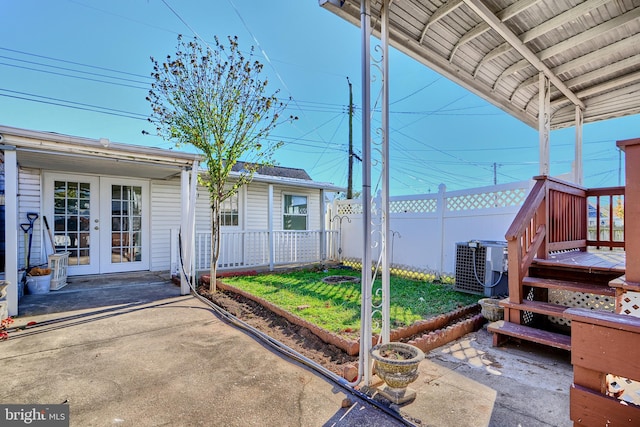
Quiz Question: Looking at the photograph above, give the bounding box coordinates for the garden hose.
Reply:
[178,232,417,426]
[188,282,418,427]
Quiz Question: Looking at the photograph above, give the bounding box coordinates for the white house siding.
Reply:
[245,182,269,230]
[195,184,211,231]
[242,182,322,230]
[150,179,181,272]
[18,168,42,269]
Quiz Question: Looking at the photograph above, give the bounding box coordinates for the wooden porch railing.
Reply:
[505,177,585,304]
[566,308,640,426]
[586,186,625,249]
[504,177,625,306]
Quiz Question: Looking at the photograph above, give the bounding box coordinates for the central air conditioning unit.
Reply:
[454,240,508,296]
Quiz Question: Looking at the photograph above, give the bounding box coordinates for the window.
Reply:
[219,192,239,227]
[283,195,307,230]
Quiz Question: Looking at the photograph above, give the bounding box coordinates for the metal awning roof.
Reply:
[0,125,201,180]
[320,0,640,129]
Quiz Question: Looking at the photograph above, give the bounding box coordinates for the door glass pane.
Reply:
[53,180,91,266]
[111,184,143,264]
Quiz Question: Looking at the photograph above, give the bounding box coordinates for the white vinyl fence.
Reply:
[171,181,532,279]
[327,181,533,277]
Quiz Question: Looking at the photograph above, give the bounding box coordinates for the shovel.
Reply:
[20,213,39,286]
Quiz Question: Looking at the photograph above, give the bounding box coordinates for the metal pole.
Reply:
[380,0,391,344]
[360,0,373,386]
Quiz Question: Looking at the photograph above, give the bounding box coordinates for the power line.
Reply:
[0,46,152,79]
[0,62,149,90]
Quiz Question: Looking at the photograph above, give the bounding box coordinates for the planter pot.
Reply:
[26,274,52,295]
[370,342,425,404]
[479,298,503,321]
[0,280,8,300]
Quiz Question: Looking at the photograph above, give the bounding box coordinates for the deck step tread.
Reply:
[501,299,568,316]
[523,276,616,296]
[488,320,571,351]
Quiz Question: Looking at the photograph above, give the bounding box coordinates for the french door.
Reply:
[44,174,149,275]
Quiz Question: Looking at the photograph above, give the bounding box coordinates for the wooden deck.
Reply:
[534,250,626,274]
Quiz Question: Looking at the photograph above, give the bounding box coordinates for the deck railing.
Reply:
[185,229,339,273]
[505,176,625,303]
[586,186,625,249]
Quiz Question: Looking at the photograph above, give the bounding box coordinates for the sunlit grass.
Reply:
[222,267,479,336]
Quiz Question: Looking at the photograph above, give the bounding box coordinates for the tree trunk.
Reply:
[210,199,221,292]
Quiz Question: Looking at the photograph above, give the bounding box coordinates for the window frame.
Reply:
[218,189,241,228]
[282,194,308,231]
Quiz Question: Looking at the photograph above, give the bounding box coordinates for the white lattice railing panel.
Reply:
[390,198,437,214]
[336,202,363,215]
[446,188,527,211]
[618,291,640,317]
[547,289,615,326]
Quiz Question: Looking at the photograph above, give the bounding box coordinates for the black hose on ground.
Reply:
[178,232,416,426]
[190,286,418,427]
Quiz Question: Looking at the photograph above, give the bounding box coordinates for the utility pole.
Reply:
[493,162,497,185]
[347,77,354,199]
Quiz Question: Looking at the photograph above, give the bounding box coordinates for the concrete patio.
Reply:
[2,272,572,426]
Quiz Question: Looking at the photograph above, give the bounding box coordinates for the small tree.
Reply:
[147,35,292,291]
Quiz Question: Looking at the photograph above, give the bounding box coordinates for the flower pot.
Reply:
[26,274,52,295]
[370,342,425,404]
[479,298,503,321]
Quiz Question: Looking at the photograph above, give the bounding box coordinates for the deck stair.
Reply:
[488,259,622,350]
[487,177,625,351]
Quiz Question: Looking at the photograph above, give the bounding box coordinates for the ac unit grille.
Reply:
[454,243,487,294]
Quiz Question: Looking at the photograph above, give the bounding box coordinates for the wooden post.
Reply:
[616,138,640,282]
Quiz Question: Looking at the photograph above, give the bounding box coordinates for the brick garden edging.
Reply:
[407,313,486,353]
[202,275,485,357]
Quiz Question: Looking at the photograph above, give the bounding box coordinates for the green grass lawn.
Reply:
[221,267,480,336]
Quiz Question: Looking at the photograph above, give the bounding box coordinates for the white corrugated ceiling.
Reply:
[320,0,640,129]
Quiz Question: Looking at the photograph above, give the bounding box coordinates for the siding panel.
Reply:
[150,179,182,271]
[18,168,42,268]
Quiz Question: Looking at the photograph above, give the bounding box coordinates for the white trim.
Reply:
[268,184,274,271]
[43,173,101,275]
[99,177,151,273]
[3,148,18,316]
[282,193,309,230]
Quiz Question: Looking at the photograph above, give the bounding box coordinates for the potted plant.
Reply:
[478,298,503,322]
[26,267,52,294]
[370,342,425,404]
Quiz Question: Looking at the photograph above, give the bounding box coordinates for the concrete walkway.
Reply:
[3,275,573,426]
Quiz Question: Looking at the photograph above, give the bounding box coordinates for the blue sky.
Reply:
[1,0,637,195]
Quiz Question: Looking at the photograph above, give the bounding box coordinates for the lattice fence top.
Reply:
[390,198,437,214]
[336,202,363,215]
[335,183,529,215]
[446,188,528,212]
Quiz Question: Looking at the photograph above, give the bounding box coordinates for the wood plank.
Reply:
[569,310,640,381]
[500,299,568,316]
[488,320,571,350]
[566,307,640,333]
[523,276,616,296]
[535,250,625,273]
[570,384,640,426]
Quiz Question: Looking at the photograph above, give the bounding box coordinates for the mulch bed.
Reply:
[197,276,486,378]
